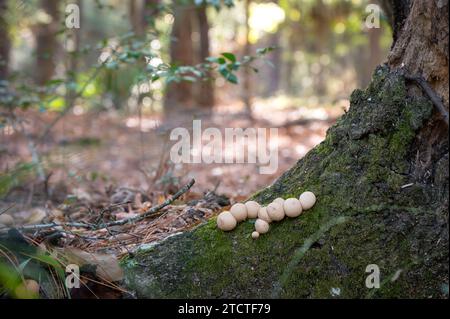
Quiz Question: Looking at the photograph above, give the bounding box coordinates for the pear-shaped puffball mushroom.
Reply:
[255,219,270,234]
[15,279,40,298]
[24,279,40,294]
[273,197,285,207]
[251,231,260,239]
[258,207,272,223]
[245,201,260,219]
[0,214,14,226]
[299,191,316,210]
[217,211,237,231]
[230,203,248,222]
[283,198,302,218]
[267,202,284,221]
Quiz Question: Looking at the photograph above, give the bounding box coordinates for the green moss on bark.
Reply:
[122,66,448,298]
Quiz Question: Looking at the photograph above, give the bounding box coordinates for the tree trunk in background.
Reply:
[241,0,252,115]
[283,23,301,96]
[164,5,195,115]
[194,5,214,108]
[0,0,9,81]
[264,0,281,97]
[129,0,142,36]
[66,0,82,110]
[34,0,60,85]
[264,31,281,97]
[143,0,160,27]
[124,1,448,298]
[368,22,382,71]
[377,0,410,45]
[130,0,161,35]
[310,0,330,95]
[358,26,383,88]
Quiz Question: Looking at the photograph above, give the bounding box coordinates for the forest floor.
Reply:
[0,97,345,298]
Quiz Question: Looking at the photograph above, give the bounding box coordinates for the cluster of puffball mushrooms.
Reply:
[216,191,317,239]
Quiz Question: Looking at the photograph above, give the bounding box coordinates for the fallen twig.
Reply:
[95,201,132,225]
[99,178,195,228]
[0,179,195,233]
[0,221,95,233]
[0,204,15,216]
[277,117,339,128]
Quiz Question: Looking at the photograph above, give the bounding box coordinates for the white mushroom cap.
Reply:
[0,214,14,227]
[299,191,316,210]
[267,202,285,221]
[283,198,303,217]
[251,231,260,239]
[258,207,272,223]
[245,201,260,219]
[255,219,270,234]
[230,203,248,222]
[217,211,237,231]
[273,197,285,207]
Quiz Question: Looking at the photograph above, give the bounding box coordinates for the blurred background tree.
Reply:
[1,0,392,115]
[0,0,393,200]
[0,0,10,81]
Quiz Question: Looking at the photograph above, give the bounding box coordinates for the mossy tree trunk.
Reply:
[123,1,448,298]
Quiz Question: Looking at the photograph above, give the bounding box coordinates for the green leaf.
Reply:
[182,76,197,82]
[256,46,276,56]
[219,68,238,84]
[226,73,238,84]
[45,79,65,86]
[206,57,226,64]
[221,52,236,62]
[105,60,118,70]
[230,62,240,70]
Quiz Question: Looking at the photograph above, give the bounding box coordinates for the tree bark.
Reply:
[0,0,9,81]
[124,0,448,298]
[385,0,449,186]
[34,0,60,85]
[387,0,448,107]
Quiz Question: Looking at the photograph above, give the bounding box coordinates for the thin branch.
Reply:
[38,47,119,143]
[0,221,95,232]
[277,117,339,128]
[404,74,449,126]
[0,204,15,216]
[95,201,131,225]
